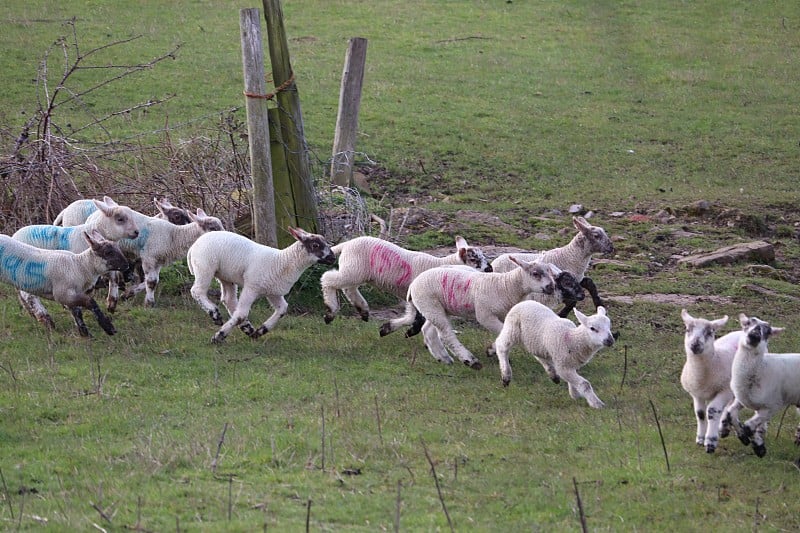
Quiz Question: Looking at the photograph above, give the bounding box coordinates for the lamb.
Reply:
[320,235,493,326]
[0,230,128,336]
[493,301,614,407]
[679,309,744,453]
[392,257,558,369]
[720,314,800,458]
[11,196,140,326]
[97,207,225,309]
[490,216,614,317]
[187,227,336,343]
[54,197,192,226]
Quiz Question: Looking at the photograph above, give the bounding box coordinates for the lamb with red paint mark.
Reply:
[320,235,492,327]
[393,257,558,369]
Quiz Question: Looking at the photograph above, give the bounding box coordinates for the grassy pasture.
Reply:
[2,0,800,530]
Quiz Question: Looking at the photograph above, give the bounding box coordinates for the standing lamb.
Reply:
[320,235,493,326]
[187,227,336,343]
[721,314,800,458]
[0,230,128,336]
[393,257,558,369]
[490,216,614,317]
[493,301,614,408]
[679,309,744,453]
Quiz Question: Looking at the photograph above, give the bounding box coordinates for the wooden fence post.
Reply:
[269,107,298,246]
[239,7,277,246]
[262,0,319,233]
[331,37,368,187]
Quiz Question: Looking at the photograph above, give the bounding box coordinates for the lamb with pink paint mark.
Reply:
[320,235,492,326]
[390,257,558,369]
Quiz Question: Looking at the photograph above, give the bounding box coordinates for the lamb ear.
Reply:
[83,229,103,247]
[739,313,750,328]
[195,208,207,218]
[596,306,606,317]
[454,235,468,250]
[102,196,118,207]
[771,326,785,337]
[287,226,306,241]
[711,315,729,330]
[681,308,692,322]
[574,308,588,324]
[93,198,112,216]
[509,256,523,268]
[573,216,589,231]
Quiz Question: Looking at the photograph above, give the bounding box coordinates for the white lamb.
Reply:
[12,196,140,326]
[0,230,128,336]
[493,301,614,408]
[320,235,493,327]
[187,227,336,343]
[491,216,614,317]
[720,314,800,458]
[92,207,225,310]
[396,257,558,369]
[54,197,191,226]
[679,309,744,453]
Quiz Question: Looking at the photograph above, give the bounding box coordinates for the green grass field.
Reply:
[2,1,800,530]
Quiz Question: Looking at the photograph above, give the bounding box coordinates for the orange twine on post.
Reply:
[243,72,296,100]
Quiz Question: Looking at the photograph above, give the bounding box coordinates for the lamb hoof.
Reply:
[737,432,751,446]
[706,445,716,454]
[379,323,392,337]
[551,376,561,385]
[211,332,227,344]
[502,378,510,387]
[324,313,335,325]
[753,444,767,458]
[359,311,369,322]
[209,310,223,326]
[467,360,483,370]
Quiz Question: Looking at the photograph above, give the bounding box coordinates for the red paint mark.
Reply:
[441,272,474,314]
[369,243,413,288]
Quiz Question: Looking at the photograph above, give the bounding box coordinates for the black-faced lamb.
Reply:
[493,301,614,408]
[720,314,800,458]
[490,216,614,317]
[679,309,744,453]
[320,235,493,327]
[187,227,336,343]
[390,257,558,369]
[0,230,128,336]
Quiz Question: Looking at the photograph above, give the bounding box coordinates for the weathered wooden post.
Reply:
[331,37,368,188]
[262,0,319,232]
[239,7,277,246]
[269,107,298,246]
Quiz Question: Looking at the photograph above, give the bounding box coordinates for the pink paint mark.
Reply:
[369,243,413,288]
[441,272,474,314]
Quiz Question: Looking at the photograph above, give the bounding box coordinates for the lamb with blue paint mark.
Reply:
[92,206,224,309]
[0,230,128,336]
[187,227,336,343]
[390,257,558,369]
[320,235,493,328]
[493,300,614,408]
[679,309,744,453]
[12,196,140,325]
[491,216,614,317]
[720,314,800,458]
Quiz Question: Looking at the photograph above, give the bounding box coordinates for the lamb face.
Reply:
[682,309,729,356]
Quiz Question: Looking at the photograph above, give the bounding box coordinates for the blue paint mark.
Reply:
[122,225,149,252]
[26,225,75,250]
[0,245,48,291]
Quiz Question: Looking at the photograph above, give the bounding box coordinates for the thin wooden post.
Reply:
[269,107,298,247]
[262,0,319,232]
[240,7,277,246]
[331,37,368,187]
